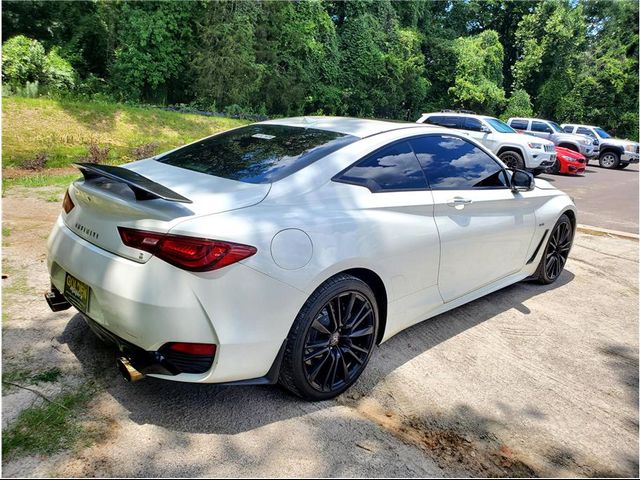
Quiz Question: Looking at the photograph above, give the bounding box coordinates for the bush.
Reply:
[2,36,45,86]
[501,89,534,120]
[81,142,110,164]
[43,48,75,90]
[131,142,159,160]
[20,151,48,171]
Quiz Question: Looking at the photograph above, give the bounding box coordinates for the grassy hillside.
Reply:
[2,97,248,169]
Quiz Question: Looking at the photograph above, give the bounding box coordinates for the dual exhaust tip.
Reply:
[116,357,145,383]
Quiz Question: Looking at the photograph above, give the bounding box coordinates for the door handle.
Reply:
[447,197,473,209]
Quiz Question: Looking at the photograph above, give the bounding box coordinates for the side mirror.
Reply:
[511,169,535,192]
[480,126,492,134]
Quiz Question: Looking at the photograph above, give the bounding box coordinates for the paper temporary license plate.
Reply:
[64,272,90,313]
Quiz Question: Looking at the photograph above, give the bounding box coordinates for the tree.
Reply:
[191,0,262,110]
[501,89,534,120]
[512,0,587,118]
[2,35,46,86]
[449,30,505,114]
[110,1,197,103]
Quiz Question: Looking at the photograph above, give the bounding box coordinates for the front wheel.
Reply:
[499,150,525,170]
[533,214,573,284]
[279,274,378,401]
[599,151,620,169]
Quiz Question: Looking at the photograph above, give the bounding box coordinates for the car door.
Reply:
[333,140,443,327]
[462,117,498,152]
[530,121,553,140]
[409,134,537,302]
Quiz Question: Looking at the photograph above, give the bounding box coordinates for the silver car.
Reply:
[507,118,595,158]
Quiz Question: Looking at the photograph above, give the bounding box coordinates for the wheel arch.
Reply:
[341,268,388,345]
[558,142,579,152]
[308,267,389,345]
[496,145,525,158]
[599,145,623,157]
[561,207,577,233]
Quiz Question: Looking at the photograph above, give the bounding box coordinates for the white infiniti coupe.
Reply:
[46,117,576,400]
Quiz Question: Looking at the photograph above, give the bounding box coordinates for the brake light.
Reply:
[62,189,75,214]
[118,227,256,271]
[166,342,216,356]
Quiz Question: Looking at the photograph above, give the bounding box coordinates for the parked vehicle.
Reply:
[507,117,595,159]
[416,111,556,175]
[561,123,639,169]
[45,117,576,400]
[551,147,587,175]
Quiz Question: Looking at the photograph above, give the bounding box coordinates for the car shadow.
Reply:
[58,269,575,435]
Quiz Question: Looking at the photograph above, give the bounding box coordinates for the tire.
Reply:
[549,158,561,174]
[599,151,620,169]
[278,274,379,401]
[532,214,573,285]
[617,163,630,169]
[499,150,525,170]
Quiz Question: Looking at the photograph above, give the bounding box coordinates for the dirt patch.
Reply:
[343,397,536,477]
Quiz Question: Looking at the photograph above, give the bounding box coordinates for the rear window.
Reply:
[157,125,358,183]
[509,119,528,130]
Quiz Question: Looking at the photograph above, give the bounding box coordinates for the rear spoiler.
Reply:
[74,163,192,204]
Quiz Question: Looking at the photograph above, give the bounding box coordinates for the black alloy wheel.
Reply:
[279,274,378,400]
[302,291,375,394]
[499,150,525,170]
[534,214,573,284]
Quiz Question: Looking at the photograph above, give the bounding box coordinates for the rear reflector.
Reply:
[118,227,256,271]
[62,189,75,214]
[166,342,216,356]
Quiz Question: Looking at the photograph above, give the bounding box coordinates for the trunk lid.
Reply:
[63,159,270,262]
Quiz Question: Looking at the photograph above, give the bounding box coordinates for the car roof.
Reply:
[259,116,432,139]
[563,123,599,129]
[509,117,555,123]
[420,112,496,120]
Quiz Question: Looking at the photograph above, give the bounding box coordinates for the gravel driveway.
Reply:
[2,190,638,477]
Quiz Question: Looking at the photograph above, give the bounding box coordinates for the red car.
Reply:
[550,147,587,175]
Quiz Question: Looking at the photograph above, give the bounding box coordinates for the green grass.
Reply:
[2,226,11,237]
[2,173,80,193]
[2,96,248,169]
[3,367,63,385]
[2,388,92,458]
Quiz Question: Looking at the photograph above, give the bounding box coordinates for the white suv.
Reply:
[561,124,639,169]
[417,112,557,175]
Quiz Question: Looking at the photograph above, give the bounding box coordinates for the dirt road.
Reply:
[2,189,638,477]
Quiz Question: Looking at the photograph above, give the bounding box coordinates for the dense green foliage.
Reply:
[2,0,638,138]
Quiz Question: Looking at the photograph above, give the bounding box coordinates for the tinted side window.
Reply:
[577,127,595,138]
[510,119,528,130]
[425,116,461,129]
[463,117,484,132]
[335,141,427,192]
[531,121,552,133]
[409,135,508,190]
[563,126,574,133]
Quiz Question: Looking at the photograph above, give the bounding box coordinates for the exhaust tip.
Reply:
[117,357,145,383]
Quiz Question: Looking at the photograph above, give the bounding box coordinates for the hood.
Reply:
[601,137,639,148]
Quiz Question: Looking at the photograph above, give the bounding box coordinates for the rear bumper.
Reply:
[47,215,306,383]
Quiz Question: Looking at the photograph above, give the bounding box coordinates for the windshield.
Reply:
[549,121,563,133]
[594,127,611,139]
[485,118,516,134]
[157,125,358,183]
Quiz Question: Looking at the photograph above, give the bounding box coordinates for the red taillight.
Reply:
[62,189,75,214]
[166,342,216,356]
[118,227,256,272]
